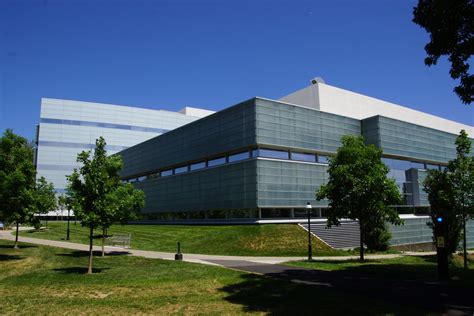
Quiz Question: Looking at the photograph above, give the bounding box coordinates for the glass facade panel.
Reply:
[291,152,316,162]
[410,161,425,169]
[161,169,173,177]
[174,166,188,174]
[259,148,289,160]
[208,157,226,167]
[317,155,329,164]
[228,151,250,163]
[190,161,206,171]
[426,164,440,170]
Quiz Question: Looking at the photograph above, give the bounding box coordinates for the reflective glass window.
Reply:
[229,151,250,162]
[259,148,289,160]
[161,169,173,177]
[291,152,316,162]
[174,166,188,174]
[251,149,259,157]
[137,176,146,182]
[392,159,411,170]
[410,161,425,169]
[208,157,226,167]
[190,161,206,171]
[426,164,440,170]
[317,155,329,164]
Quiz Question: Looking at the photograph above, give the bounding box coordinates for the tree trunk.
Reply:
[101,227,105,257]
[14,221,19,249]
[463,214,467,269]
[359,220,364,262]
[87,225,94,274]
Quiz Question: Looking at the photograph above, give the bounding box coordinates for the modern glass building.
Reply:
[117,81,473,247]
[35,98,214,196]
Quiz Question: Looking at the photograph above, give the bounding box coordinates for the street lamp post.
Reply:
[66,209,71,241]
[306,202,312,261]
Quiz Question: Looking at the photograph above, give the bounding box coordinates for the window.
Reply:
[190,161,206,171]
[174,166,188,174]
[161,169,173,177]
[137,176,146,182]
[259,148,289,160]
[291,152,316,162]
[317,155,329,164]
[208,156,226,167]
[251,149,259,157]
[410,161,425,169]
[147,173,159,180]
[426,164,440,170]
[228,151,250,162]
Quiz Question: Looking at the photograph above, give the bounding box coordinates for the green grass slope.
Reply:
[19,222,344,256]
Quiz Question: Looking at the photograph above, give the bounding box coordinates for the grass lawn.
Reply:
[0,239,431,314]
[18,222,345,256]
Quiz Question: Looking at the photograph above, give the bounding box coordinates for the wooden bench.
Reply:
[107,233,131,249]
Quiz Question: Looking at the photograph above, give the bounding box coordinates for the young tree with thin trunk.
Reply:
[425,130,474,268]
[65,137,145,273]
[316,135,403,261]
[0,129,36,249]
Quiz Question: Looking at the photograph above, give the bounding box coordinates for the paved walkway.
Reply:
[0,229,403,267]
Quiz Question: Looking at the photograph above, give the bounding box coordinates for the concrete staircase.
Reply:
[300,220,360,249]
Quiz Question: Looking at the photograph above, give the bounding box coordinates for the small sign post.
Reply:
[434,213,449,281]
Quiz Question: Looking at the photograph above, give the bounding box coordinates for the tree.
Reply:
[316,135,403,261]
[65,137,145,273]
[413,0,473,104]
[31,177,57,230]
[448,130,474,268]
[423,169,462,255]
[424,130,474,267]
[0,129,36,248]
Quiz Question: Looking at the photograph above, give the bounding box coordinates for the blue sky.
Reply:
[1,0,472,140]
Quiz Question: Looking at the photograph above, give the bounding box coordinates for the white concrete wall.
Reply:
[178,106,215,118]
[279,83,474,136]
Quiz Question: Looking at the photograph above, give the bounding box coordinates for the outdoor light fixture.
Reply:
[306,202,312,261]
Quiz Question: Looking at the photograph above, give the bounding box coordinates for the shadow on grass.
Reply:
[219,273,424,315]
[53,267,110,274]
[0,254,24,261]
[0,244,37,249]
[220,258,474,314]
[55,250,130,258]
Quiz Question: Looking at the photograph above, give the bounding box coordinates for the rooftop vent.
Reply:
[311,77,325,85]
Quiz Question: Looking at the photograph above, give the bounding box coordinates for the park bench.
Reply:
[107,233,132,249]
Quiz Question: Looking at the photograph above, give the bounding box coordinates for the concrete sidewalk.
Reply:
[0,229,404,267]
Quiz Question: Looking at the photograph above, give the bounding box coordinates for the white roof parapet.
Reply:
[178,106,215,118]
[279,82,474,136]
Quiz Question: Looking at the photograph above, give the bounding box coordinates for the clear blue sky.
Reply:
[1,0,472,140]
